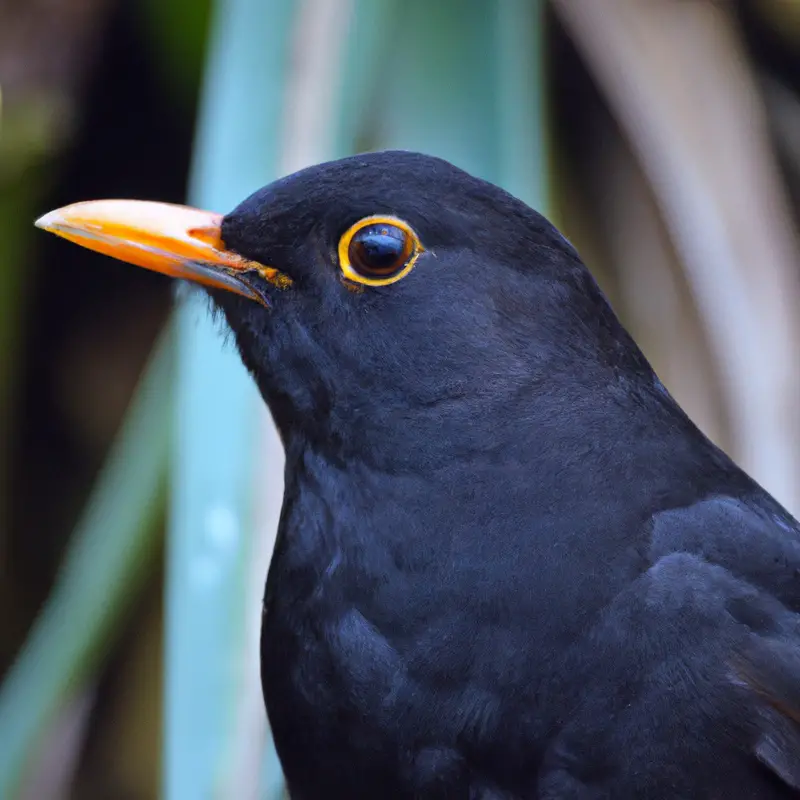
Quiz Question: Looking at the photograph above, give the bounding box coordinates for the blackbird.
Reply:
[37,151,800,798]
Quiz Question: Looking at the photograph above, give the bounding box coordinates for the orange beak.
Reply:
[35,200,291,305]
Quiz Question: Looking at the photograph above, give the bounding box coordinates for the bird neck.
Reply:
[276,360,665,478]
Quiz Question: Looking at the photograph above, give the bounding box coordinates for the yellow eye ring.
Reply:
[338,215,424,286]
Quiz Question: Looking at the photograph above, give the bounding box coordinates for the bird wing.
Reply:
[652,494,800,792]
[538,495,800,798]
[735,635,800,790]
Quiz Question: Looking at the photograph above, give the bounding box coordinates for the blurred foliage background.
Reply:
[1,1,800,797]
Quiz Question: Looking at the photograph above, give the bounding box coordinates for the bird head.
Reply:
[36,151,647,466]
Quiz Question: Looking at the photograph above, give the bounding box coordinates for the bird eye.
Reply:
[338,216,423,286]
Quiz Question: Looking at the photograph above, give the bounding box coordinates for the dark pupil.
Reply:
[350,224,409,275]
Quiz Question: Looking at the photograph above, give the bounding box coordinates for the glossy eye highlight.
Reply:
[338,216,423,286]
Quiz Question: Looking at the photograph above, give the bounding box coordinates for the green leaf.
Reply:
[0,328,172,797]
[164,0,297,797]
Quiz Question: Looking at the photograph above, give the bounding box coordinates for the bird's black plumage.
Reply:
[212,151,800,798]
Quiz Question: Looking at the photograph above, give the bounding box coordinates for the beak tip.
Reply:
[35,210,60,232]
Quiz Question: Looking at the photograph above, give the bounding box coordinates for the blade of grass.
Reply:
[371,0,547,203]
[0,326,172,798]
[371,0,500,180]
[330,0,395,158]
[554,0,800,513]
[164,0,297,797]
[495,0,548,211]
